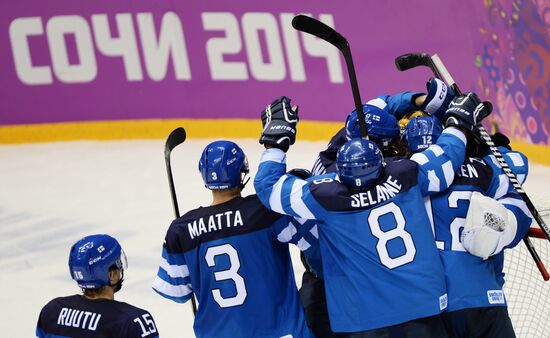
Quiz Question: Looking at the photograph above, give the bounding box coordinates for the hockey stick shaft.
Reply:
[429,54,550,243]
[292,15,368,138]
[164,127,199,314]
[397,52,549,280]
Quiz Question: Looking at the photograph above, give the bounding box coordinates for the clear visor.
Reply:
[114,249,128,271]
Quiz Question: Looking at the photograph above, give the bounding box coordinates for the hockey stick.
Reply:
[292,15,368,138]
[395,52,550,281]
[164,127,199,313]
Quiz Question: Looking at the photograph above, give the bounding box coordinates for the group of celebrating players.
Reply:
[36,77,533,338]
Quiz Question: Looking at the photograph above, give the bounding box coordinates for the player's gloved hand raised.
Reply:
[443,92,492,132]
[260,96,299,152]
[420,77,455,123]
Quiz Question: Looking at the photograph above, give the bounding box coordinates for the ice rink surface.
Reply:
[1,138,549,337]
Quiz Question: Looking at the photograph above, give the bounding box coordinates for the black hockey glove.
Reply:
[444,92,492,132]
[259,96,299,152]
[288,168,312,180]
[491,132,512,150]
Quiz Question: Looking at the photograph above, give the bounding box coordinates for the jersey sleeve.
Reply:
[255,148,325,221]
[152,225,194,303]
[410,127,467,196]
[370,91,423,119]
[122,310,159,338]
[486,149,533,249]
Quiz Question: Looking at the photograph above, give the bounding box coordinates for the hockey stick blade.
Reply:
[292,15,347,49]
[292,15,367,138]
[395,52,431,71]
[163,127,199,314]
[165,127,186,156]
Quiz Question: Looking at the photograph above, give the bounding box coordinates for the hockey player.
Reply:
[152,140,314,338]
[255,93,490,336]
[36,234,159,338]
[403,116,533,338]
[311,77,454,176]
[303,79,455,337]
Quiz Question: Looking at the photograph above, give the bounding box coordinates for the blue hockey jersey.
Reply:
[428,147,532,312]
[152,195,314,338]
[255,128,468,332]
[36,294,158,338]
[311,92,421,176]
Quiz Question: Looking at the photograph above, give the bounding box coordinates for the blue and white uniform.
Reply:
[311,92,421,176]
[36,295,158,338]
[429,148,532,312]
[255,128,468,332]
[153,195,314,338]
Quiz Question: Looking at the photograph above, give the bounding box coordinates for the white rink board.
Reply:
[0,139,549,338]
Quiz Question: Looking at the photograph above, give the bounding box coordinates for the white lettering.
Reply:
[242,13,286,81]
[137,12,191,81]
[57,307,68,325]
[46,15,97,83]
[301,14,344,83]
[9,17,53,85]
[91,14,143,81]
[279,13,306,81]
[202,12,247,80]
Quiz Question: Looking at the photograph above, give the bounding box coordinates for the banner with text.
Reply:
[1,1,549,144]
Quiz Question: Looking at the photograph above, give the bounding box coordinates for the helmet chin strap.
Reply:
[109,269,124,293]
[239,172,250,190]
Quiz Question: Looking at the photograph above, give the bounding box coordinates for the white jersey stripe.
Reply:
[277,222,297,243]
[442,128,466,146]
[442,160,454,188]
[411,152,429,165]
[310,224,319,239]
[153,277,192,298]
[260,148,286,164]
[499,197,533,218]
[428,144,444,157]
[505,152,524,167]
[297,238,311,251]
[269,175,288,214]
[494,174,510,200]
[427,169,441,192]
[159,257,189,279]
[289,179,316,220]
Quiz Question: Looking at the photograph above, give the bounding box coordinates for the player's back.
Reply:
[36,294,158,338]
[429,149,530,311]
[306,159,448,331]
[154,195,312,338]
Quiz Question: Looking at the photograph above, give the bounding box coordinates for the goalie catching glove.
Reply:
[259,96,299,152]
[461,192,518,259]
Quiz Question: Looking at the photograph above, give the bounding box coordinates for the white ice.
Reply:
[0,139,549,338]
